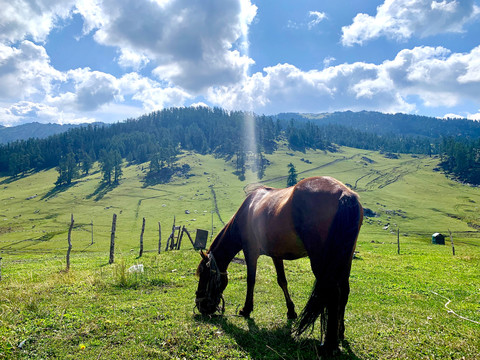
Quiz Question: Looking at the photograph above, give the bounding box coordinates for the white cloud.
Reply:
[443,113,464,119]
[208,62,412,114]
[68,68,120,111]
[190,102,210,108]
[0,100,97,126]
[468,112,480,120]
[0,0,76,43]
[76,0,257,93]
[308,11,327,29]
[0,41,65,100]
[132,87,192,112]
[384,45,480,107]
[208,44,480,115]
[0,40,193,125]
[117,48,150,70]
[342,0,480,46]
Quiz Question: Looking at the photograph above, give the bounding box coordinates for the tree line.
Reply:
[0,107,280,184]
[439,137,480,185]
[1,106,479,186]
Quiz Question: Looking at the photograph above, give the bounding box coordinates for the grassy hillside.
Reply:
[1,144,479,359]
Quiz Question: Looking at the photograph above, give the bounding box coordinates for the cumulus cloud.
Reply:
[0,39,192,124]
[76,0,257,92]
[209,45,480,115]
[0,41,65,100]
[0,0,75,43]
[0,100,97,126]
[468,112,480,120]
[443,113,465,119]
[117,49,150,70]
[444,111,480,120]
[342,0,480,46]
[67,68,120,111]
[208,62,412,114]
[384,45,480,107]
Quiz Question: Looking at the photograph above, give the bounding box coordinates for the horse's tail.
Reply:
[295,193,362,337]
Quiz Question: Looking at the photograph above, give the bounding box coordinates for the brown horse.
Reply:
[195,176,363,352]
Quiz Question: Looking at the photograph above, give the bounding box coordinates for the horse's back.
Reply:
[240,176,360,260]
[292,176,357,230]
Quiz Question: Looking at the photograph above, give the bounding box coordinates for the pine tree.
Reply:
[55,152,78,186]
[113,150,123,184]
[99,150,113,184]
[287,163,298,187]
[81,151,93,175]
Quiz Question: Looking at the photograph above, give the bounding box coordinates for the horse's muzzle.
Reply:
[195,295,225,315]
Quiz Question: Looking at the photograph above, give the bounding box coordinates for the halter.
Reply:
[195,253,228,315]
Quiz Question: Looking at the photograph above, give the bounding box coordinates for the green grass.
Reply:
[1,144,480,359]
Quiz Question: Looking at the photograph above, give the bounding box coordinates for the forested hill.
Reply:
[0,108,281,178]
[3,110,480,145]
[1,107,480,185]
[276,111,480,138]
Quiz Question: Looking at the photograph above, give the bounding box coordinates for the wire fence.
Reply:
[1,213,480,281]
[0,213,214,256]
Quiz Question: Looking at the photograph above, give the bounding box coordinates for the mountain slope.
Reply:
[0,122,103,144]
[276,111,480,138]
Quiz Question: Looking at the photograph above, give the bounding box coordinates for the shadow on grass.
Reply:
[41,183,76,200]
[195,315,363,360]
[86,181,119,201]
[0,172,31,185]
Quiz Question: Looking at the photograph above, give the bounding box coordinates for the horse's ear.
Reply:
[200,250,208,261]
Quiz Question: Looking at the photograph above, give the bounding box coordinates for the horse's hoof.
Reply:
[287,311,298,320]
[239,308,251,318]
[319,343,340,357]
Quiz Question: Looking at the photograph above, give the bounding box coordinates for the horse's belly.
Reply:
[261,230,308,260]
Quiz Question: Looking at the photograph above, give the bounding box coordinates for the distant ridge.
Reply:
[0,122,105,144]
[275,111,480,138]
[3,110,480,145]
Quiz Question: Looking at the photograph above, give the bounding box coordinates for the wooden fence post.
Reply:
[449,229,455,256]
[397,228,400,255]
[90,220,94,245]
[66,214,74,271]
[158,222,162,254]
[211,210,214,241]
[139,217,145,257]
[109,214,117,264]
[0,256,3,281]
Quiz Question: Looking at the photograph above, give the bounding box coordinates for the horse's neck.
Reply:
[209,223,242,272]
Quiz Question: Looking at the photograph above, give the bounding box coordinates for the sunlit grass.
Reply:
[1,144,480,358]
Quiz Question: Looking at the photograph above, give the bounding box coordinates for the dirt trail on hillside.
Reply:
[354,158,420,191]
[261,155,353,186]
[210,185,225,226]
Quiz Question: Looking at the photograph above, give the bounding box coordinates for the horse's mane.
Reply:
[243,183,273,196]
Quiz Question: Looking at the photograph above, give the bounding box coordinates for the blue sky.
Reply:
[1,0,480,126]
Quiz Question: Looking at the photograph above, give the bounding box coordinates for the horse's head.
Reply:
[195,251,228,315]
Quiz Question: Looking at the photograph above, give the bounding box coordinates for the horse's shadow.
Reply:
[195,315,363,360]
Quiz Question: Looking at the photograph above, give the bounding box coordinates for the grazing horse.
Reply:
[195,176,363,352]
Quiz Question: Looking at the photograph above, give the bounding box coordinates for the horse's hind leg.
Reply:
[324,283,341,352]
[338,279,350,341]
[272,257,297,319]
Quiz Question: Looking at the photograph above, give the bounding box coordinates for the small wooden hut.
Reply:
[432,232,445,245]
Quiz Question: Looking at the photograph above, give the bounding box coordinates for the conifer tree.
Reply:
[287,162,298,187]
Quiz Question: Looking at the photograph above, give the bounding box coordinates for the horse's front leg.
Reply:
[239,253,258,318]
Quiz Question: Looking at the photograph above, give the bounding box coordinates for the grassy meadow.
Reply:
[1,144,479,359]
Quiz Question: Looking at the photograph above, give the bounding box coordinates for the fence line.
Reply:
[2,213,480,256]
